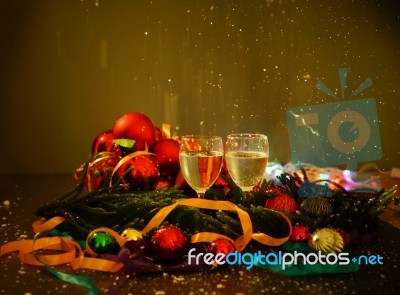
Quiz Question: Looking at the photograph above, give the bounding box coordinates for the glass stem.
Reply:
[197,192,205,198]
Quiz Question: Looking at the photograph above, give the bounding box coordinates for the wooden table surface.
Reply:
[1,173,400,295]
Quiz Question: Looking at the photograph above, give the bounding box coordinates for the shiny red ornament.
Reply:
[289,224,311,242]
[74,152,120,192]
[115,154,160,190]
[150,138,180,180]
[91,130,120,155]
[155,180,172,190]
[208,238,236,257]
[150,225,187,262]
[113,112,156,151]
[264,192,298,213]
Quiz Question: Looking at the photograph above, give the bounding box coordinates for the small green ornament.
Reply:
[88,232,115,254]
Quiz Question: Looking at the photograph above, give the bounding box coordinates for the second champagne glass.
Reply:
[225,133,269,192]
[179,135,223,198]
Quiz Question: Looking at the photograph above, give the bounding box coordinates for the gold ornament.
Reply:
[308,228,344,253]
[121,228,143,241]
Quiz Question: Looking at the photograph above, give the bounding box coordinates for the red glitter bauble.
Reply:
[113,112,156,151]
[264,193,298,213]
[150,138,180,180]
[150,225,187,262]
[74,152,120,192]
[208,238,236,256]
[155,180,173,190]
[115,154,160,190]
[289,224,311,242]
[91,130,120,155]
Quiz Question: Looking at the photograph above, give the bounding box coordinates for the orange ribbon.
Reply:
[162,123,171,139]
[32,216,66,233]
[0,217,124,273]
[1,236,78,266]
[141,198,292,251]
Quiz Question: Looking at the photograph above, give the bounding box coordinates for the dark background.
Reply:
[1,0,399,174]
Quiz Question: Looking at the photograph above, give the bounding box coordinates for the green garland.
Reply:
[35,163,398,244]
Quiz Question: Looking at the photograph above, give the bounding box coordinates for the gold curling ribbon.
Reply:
[1,216,124,272]
[141,198,292,252]
[32,216,66,233]
[0,237,77,266]
[162,123,171,138]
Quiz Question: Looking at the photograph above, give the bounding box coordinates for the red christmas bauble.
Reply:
[264,192,298,213]
[150,225,187,262]
[155,180,173,190]
[91,130,120,155]
[113,112,156,151]
[150,139,180,180]
[115,154,160,190]
[289,224,311,242]
[208,238,236,256]
[74,152,120,192]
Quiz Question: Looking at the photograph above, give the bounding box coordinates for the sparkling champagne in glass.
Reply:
[225,133,269,192]
[179,135,223,198]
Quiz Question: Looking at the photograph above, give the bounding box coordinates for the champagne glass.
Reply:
[225,133,269,192]
[179,135,223,198]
